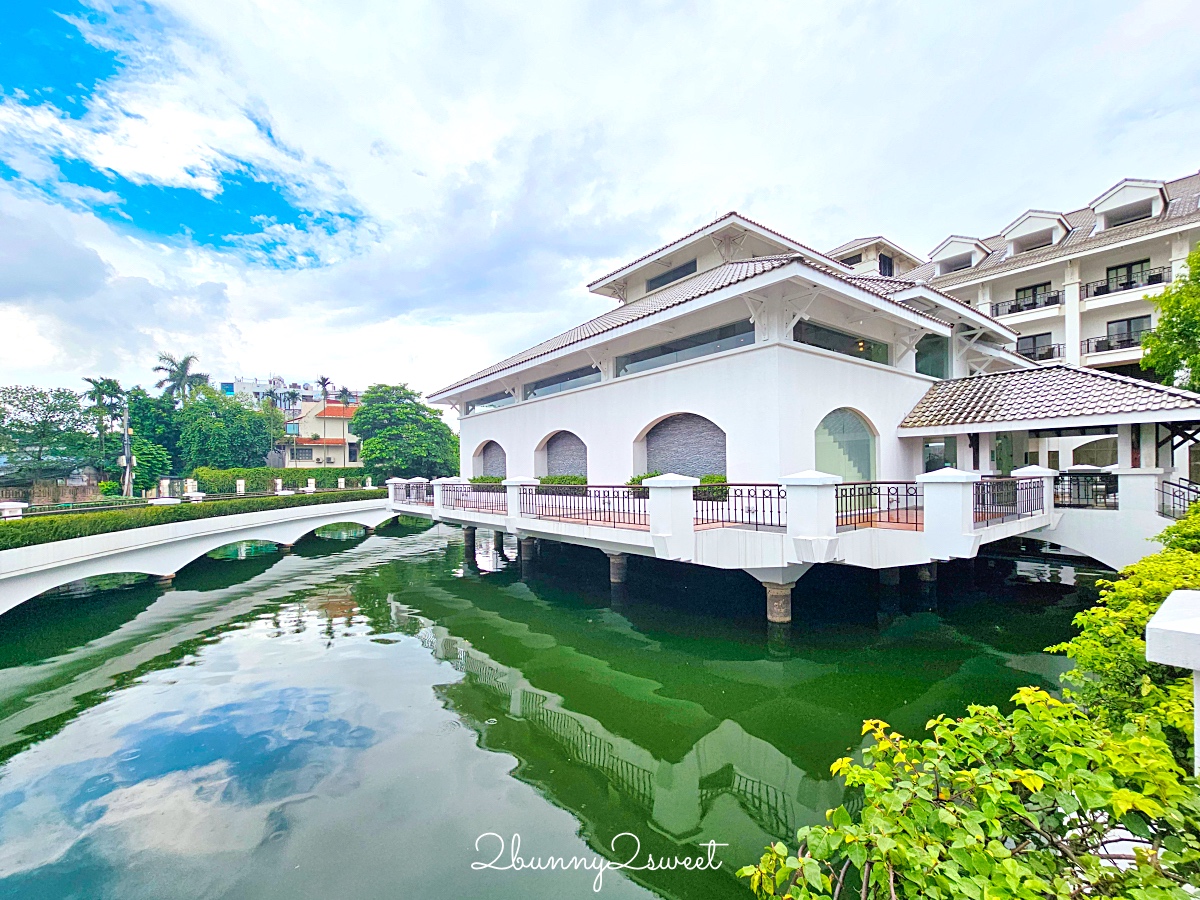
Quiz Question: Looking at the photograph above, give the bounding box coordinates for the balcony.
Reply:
[991,290,1063,317]
[1081,330,1153,355]
[1017,343,1065,362]
[1082,266,1171,299]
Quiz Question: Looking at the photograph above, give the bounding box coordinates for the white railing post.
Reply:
[432,477,463,519]
[385,477,407,505]
[236,479,246,495]
[1146,589,1200,776]
[0,502,28,520]
[1011,464,1056,512]
[304,478,317,494]
[1114,467,1164,513]
[916,467,981,560]
[503,477,538,524]
[643,474,699,561]
[779,471,842,563]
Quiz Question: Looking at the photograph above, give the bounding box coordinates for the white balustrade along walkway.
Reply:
[390,466,1178,616]
[0,496,394,614]
[1146,589,1200,776]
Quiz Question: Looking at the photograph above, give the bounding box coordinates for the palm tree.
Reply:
[153,353,209,406]
[337,386,353,464]
[316,376,333,467]
[82,376,123,469]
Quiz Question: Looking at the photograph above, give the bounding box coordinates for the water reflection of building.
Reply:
[404,609,844,865]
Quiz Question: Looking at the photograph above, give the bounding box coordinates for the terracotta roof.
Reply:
[433,253,972,398]
[905,169,1200,289]
[316,404,359,418]
[295,437,349,446]
[899,364,1200,429]
[586,211,842,288]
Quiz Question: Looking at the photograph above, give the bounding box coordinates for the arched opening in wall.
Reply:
[641,413,726,477]
[1071,437,1117,468]
[538,431,588,478]
[473,440,508,479]
[815,408,877,482]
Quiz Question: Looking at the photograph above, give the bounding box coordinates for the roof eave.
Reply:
[899,405,1200,438]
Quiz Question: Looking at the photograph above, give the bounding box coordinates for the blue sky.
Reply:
[1,1,1199,397]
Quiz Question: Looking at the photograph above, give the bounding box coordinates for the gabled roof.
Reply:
[905,169,1200,289]
[432,252,970,400]
[825,235,925,265]
[929,235,990,261]
[1000,209,1070,240]
[1091,178,1166,210]
[315,403,359,418]
[899,364,1200,431]
[586,211,844,291]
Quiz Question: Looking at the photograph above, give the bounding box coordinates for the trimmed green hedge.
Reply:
[0,489,387,551]
[468,476,503,484]
[192,466,370,493]
[626,471,728,499]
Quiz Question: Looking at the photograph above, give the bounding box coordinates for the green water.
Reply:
[0,523,1096,899]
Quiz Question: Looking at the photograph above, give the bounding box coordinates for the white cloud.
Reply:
[1,0,1199,401]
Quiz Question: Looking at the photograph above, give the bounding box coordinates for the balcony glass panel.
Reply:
[615,319,755,378]
[794,321,889,365]
[1082,262,1170,298]
[465,391,516,415]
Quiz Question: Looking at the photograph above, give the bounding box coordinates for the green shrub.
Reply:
[97,481,121,496]
[536,474,587,496]
[0,489,386,551]
[694,473,728,501]
[192,466,370,493]
[468,476,505,492]
[469,475,503,483]
[625,471,662,486]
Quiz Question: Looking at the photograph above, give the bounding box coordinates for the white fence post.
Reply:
[1146,589,1200,776]
[236,479,246,495]
[385,477,406,505]
[916,467,981,560]
[779,470,842,563]
[503,477,538,524]
[0,502,28,520]
[159,478,171,499]
[338,477,346,490]
[643,474,698,561]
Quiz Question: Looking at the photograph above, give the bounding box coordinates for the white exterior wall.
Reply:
[457,341,936,485]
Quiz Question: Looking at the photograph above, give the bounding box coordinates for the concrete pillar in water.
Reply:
[916,561,938,610]
[610,583,629,611]
[153,573,175,587]
[519,538,536,575]
[607,552,628,584]
[764,582,793,624]
[766,621,792,658]
[916,562,938,584]
[463,526,477,567]
[493,529,505,553]
[277,544,293,555]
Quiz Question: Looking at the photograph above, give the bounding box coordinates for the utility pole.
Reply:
[121,401,134,497]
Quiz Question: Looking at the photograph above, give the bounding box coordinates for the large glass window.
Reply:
[293,447,313,461]
[878,254,894,276]
[1017,332,1058,361]
[794,321,889,365]
[615,320,754,377]
[923,436,957,472]
[465,391,515,415]
[1014,282,1052,307]
[523,366,601,400]
[1107,315,1152,340]
[645,259,697,292]
[1106,259,1150,292]
[815,408,876,482]
[915,333,949,378]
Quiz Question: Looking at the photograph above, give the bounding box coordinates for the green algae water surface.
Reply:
[0,521,1096,899]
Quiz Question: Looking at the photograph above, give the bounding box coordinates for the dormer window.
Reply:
[938,253,973,275]
[1104,199,1154,229]
[645,258,697,293]
[839,253,863,266]
[1012,229,1054,254]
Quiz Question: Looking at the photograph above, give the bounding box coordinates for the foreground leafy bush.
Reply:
[98,481,121,496]
[1050,547,1198,767]
[536,474,587,495]
[741,690,1200,899]
[192,466,370,493]
[0,489,386,551]
[695,473,729,501]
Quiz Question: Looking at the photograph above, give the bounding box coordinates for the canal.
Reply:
[0,520,1101,899]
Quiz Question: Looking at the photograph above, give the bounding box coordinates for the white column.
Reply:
[385,477,407,505]
[1146,589,1200,776]
[503,477,538,526]
[1117,424,1134,469]
[1011,464,1056,513]
[0,502,28,520]
[1169,234,1190,281]
[643,474,699,561]
[1114,468,1163,513]
[236,479,246,495]
[159,478,171,498]
[916,467,981,561]
[1063,259,1082,365]
[780,470,841,564]
[975,432,997,474]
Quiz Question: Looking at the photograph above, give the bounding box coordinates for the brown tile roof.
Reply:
[905,170,1200,289]
[899,364,1200,429]
[434,253,972,398]
[586,211,841,288]
[316,403,359,418]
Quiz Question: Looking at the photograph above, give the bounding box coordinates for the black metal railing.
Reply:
[835,482,922,531]
[442,483,508,514]
[392,481,434,505]
[1054,473,1119,509]
[973,477,1044,524]
[991,291,1063,317]
[693,484,786,531]
[1017,343,1065,362]
[1082,266,1171,299]
[1158,480,1200,519]
[1081,330,1153,354]
[519,485,648,528]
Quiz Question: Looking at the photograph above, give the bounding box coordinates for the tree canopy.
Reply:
[176,390,276,472]
[0,386,91,481]
[350,383,458,479]
[153,352,210,406]
[1141,247,1200,390]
